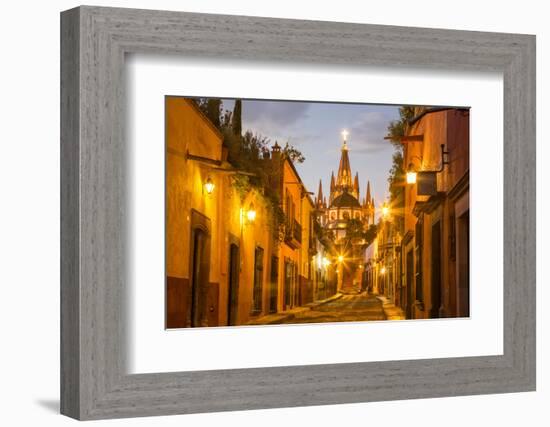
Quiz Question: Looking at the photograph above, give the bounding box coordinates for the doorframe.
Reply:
[453,190,470,317]
[430,219,442,318]
[227,233,240,326]
[189,209,211,327]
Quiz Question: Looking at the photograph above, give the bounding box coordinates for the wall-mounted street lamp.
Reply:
[380,266,387,275]
[337,255,344,263]
[406,165,418,184]
[246,203,257,224]
[405,144,450,196]
[204,176,215,194]
[240,203,258,229]
[406,144,450,187]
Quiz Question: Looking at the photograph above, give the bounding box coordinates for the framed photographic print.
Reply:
[61,6,536,420]
[163,97,469,330]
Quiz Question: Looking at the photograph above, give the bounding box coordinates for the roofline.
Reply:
[408,106,470,127]
[180,97,224,141]
[329,190,362,208]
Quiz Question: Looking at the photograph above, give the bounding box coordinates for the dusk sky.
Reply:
[222,99,401,210]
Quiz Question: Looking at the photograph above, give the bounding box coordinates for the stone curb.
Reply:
[375,295,406,320]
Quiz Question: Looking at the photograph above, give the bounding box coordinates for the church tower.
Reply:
[316,179,324,208]
[317,130,376,293]
[321,130,374,234]
[334,131,353,199]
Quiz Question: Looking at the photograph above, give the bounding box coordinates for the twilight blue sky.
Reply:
[222,99,400,209]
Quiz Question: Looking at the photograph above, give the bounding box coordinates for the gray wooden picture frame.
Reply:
[60,5,536,420]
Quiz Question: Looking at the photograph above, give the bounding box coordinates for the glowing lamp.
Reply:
[380,266,387,275]
[246,204,257,223]
[406,163,417,184]
[337,255,344,263]
[204,176,215,194]
[381,203,390,218]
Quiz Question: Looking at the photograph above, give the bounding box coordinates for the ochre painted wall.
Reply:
[402,109,470,319]
[166,98,224,327]
[166,98,277,327]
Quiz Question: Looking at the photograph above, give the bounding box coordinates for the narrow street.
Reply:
[278,293,387,324]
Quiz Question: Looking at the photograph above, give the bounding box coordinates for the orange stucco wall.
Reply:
[402,109,469,319]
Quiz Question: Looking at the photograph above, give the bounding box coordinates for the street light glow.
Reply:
[316,254,322,269]
[246,204,257,223]
[204,176,215,194]
[406,170,417,184]
[338,255,344,263]
[380,266,387,275]
[406,163,417,184]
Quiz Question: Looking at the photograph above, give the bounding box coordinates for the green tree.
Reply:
[197,97,306,241]
[343,219,377,246]
[346,218,365,240]
[386,106,416,146]
[282,142,305,164]
[206,99,221,129]
[385,106,419,201]
[232,99,242,137]
[364,224,378,245]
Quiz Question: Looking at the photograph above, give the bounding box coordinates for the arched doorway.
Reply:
[188,210,211,327]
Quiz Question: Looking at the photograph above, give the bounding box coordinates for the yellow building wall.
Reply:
[278,160,303,310]
[233,190,273,324]
[166,97,223,280]
[166,98,225,327]
[300,195,315,304]
[166,97,275,327]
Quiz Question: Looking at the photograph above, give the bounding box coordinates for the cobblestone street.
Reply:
[277,293,388,324]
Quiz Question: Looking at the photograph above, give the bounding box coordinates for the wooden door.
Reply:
[190,228,208,327]
[430,222,442,318]
[227,243,240,326]
[457,211,470,317]
[406,249,414,319]
[269,256,279,313]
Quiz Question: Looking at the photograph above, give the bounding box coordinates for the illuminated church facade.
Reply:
[315,132,376,243]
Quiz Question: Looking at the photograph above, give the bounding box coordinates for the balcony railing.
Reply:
[285,219,302,249]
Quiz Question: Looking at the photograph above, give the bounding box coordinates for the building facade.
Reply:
[316,138,375,233]
[400,107,470,319]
